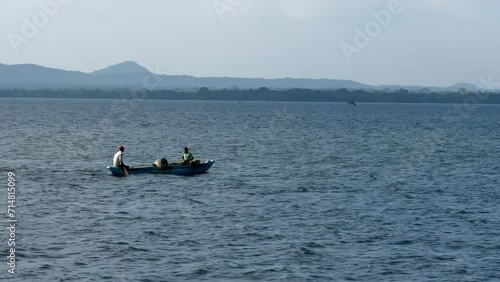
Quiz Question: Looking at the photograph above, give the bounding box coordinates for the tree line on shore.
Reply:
[1,87,499,104]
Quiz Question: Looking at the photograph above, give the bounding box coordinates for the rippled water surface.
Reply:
[1,99,499,281]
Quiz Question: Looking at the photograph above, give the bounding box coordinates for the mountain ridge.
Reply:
[0,61,485,91]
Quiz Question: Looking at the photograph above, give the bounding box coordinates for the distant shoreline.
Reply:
[1,88,499,104]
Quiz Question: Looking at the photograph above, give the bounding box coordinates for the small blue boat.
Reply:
[107,160,215,177]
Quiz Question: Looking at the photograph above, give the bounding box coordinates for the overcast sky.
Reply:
[1,0,499,87]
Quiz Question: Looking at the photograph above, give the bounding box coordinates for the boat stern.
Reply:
[107,166,126,177]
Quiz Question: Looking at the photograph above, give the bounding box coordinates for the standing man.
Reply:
[113,146,129,174]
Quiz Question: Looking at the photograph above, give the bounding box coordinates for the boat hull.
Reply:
[107,160,215,176]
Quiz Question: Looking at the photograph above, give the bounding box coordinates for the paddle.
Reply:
[123,166,129,177]
[132,163,153,167]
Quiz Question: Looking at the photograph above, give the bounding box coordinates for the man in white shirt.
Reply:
[113,146,129,173]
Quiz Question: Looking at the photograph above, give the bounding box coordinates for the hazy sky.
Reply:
[1,0,499,87]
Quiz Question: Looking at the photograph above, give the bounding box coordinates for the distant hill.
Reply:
[92,61,151,75]
[0,61,488,91]
[0,63,86,87]
[444,83,480,91]
[377,82,481,92]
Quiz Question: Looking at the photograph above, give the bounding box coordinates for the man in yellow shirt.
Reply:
[181,147,194,165]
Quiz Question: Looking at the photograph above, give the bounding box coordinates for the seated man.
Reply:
[113,146,130,171]
[181,147,195,165]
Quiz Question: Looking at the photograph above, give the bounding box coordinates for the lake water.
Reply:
[1,98,499,281]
